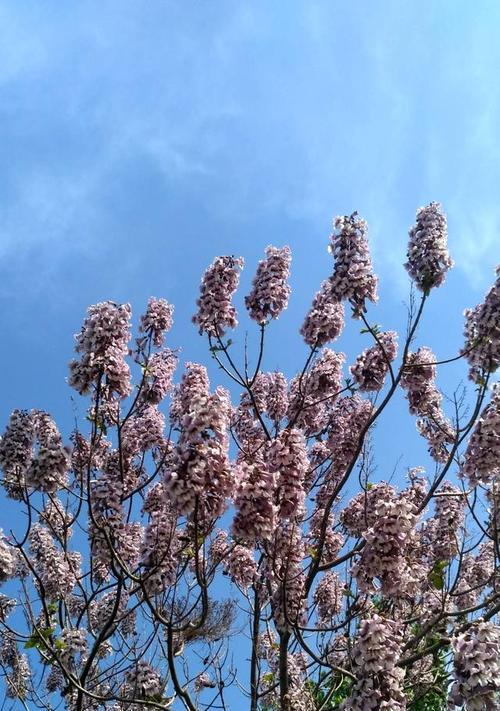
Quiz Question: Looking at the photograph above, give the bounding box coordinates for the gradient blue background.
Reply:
[0,0,499,704]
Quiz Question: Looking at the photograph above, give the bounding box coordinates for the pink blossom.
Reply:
[462,384,500,486]
[462,266,500,382]
[350,331,398,391]
[192,255,244,337]
[140,349,177,404]
[245,245,291,323]
[405,201,453,291]
[314,571,342,625]
[29,524,78,600]
[138,297,174,348]
[288,349,345,435]
[267,428,309,520]
[328,212,378,318]
[232,460,276,544]
[341,615,406,710]
[301,280,345,347]
[69,301,132,398]
[0,530,16,583]
[449,622,500,710]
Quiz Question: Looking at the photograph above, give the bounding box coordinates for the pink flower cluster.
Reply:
[0,409,69,497]
[263,371,289,423]
[0,530,16,583]
[140,483,179,594]
[423,481,465,561]
[140,349,177,405]
[138,297,174,348]
[288,349,345,435]
[209,530,257,589]
[326,395,373,478]
[350,331,398,391]
[232,460,276,543]
[268,428,309,520]
[351,492,419,597]
[0,633,30,700]
[462,384,500,486]
[69,301,132,398]
[192,255,244,337]
[341,615,406,710]
[0,410,35,499]
[165,364,233,521]
[454,542,495,611]
[124,661,163,699]
[29,523,79,600]
[245,245,291,324]
[462,267,500,382]
[405,202,453,291]
[314,571,342,625]
[268,523,306,632]
[400,347,455,462]
[301,280,345,348]
[449,621,500,710]
[328,213,378,318]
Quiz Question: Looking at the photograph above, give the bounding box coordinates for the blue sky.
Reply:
[0,0,499,703]
[1,0,499,453]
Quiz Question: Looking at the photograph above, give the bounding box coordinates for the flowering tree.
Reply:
[0,203,499,710]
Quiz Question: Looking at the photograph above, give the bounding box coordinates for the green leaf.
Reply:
[428,560,447,590]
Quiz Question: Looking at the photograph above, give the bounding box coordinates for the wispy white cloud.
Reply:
[0,0,498,297]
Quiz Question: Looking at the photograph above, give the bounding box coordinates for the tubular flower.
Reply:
[453,542,495,611]
[351,492,418,597]
[314,572,342,625]
[350,331,398,392]
[245,245,291,323]
[416,413,455,462]
[192,255,244,337]
[166,377,233,519]
[449,622,500,710]
[225,543,257,589]
[40,497,72,540]
[400,346,455,460]
[124,661,163,699]
[461,266,500,382]
[0,530,16,583]
[138,297,174,348]
[69,301,132,398]
[308,507,344,565]
[141,484,179,594]
[340,482,396,537]
[422,481,466,561]
[405,201,453,291]
[462,384,500,486]
[169,362,210,427]
[25,412,69,493]
[268,428,309,520]
[400,346,441,416]
[0,410,36,499]
[288,349,345,435]
[328,213,378,318]
[232,460,276,543]
[121,405,165,457]
[326,395,373,477]
[232,392,267,452]
[269,523,306,632]
[0,634,30,700]
[340,615,406,710]
[264,371,289,423]
[301,280,345,348]
[140,349,177,405]
[29,524,78,600]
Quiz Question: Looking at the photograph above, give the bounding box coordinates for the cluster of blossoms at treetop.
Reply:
[0,202,498,711]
